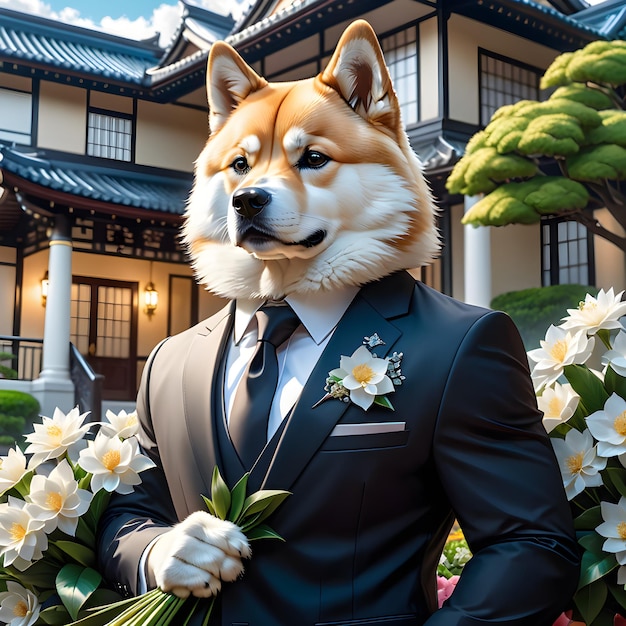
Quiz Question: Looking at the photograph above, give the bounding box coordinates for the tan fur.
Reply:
[183,20,440,300]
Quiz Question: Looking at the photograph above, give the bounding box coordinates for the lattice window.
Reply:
[381,26,418,125]
[479,51,541,126]
[87,110,132,161]
[97,286,132,359]
[542,218,594,286]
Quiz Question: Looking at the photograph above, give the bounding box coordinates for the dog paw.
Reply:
[149,512,251,598]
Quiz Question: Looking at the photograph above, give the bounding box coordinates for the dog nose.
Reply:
[232,187,271,219]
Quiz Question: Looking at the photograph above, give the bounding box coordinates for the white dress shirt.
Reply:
[225,285,359,440]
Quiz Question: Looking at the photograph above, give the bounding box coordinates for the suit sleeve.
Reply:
[96,338,179,597]
[425,311,580,626]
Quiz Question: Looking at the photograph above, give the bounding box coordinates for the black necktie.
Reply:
[229,303,300,469]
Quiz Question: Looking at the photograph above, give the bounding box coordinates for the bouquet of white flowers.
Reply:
[0,406,155,625]
[528,287,626,626]
[0,405,290,626]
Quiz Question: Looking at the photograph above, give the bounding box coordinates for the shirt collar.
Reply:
[233,285,359,345]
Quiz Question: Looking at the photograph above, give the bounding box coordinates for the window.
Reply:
[381,27,418,126]
[87,109,132,161]
[0,87,32,144]
[479,51,541,126]
[542,218,594,286]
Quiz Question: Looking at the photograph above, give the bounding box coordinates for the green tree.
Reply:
[447,40,626,251]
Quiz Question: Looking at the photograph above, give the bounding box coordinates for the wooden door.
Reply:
[70,277,138,401]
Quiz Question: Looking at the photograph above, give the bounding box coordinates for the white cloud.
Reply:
[0,0,253,47]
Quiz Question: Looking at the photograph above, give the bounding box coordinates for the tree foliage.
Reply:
[447,40,626,251]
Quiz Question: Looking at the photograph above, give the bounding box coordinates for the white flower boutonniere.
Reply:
[315,335,404,411]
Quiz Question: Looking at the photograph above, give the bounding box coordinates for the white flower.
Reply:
[24,406,91,467]
[561,288,626,335]
[586,393,626,458]
[596,496,626,562]
[528,325,594,390]
[26,459,92,536]
[99,409,139,440]
[602,330,626,377]
[78,433,155,495]
[551,428,606,500]
[538,382,580,433]
[0,497,47,570]
[0,448,29,495]
[329,345,395,410]
[0,581,40,626]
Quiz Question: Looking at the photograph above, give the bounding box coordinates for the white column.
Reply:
[464,195,492,308]
[32,214,74,416]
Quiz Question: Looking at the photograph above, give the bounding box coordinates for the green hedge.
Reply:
[491,284,597,350]
[0,351,17,380]
[0,390,40,447]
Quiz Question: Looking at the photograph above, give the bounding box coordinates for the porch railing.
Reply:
[0,335,43,381]
[69,344,104,423]
[0,336,104,421]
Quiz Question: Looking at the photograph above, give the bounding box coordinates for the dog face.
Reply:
[183,20,439,300]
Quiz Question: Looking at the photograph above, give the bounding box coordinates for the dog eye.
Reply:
[298,150,329,170]
[231,156,250,175]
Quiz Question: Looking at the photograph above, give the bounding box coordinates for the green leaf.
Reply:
[56,564,102,621]
[39,605,73,625]
[54,540,97,568]
[211,467,231,520]
[608,581,626,613]
[8,558,61,589]
[373,395,394,410]
[606,366,626,400]
[75,516,96,548]
[201,494,216,517]
[574,505,603,530]
[237,490,291,526]
[578,546,618,589]
[245,523,285,542]
[574,578,608,625]
[604,467,626,498]
[82,489,111,532]
[227,473,249,523]
[563,364,609,413]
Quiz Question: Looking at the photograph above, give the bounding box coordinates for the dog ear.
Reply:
[207,42,268,132]
[320,20,401,137]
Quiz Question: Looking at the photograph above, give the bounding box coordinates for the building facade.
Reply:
[1,0,624,415]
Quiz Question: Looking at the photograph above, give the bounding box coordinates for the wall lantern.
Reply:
[144,263,158,319]
[144,282,159,318]
[41,271,49,307]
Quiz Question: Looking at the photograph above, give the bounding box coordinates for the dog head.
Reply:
[183,19,439,300]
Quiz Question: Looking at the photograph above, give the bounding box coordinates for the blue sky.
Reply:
[0,0,253,46]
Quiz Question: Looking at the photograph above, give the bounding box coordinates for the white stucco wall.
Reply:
[447,14,559,125]
[135,101,208,172]
[37,82,86,154]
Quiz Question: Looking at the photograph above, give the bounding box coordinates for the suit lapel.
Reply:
[183,303,234,493]
[261,272,414,491]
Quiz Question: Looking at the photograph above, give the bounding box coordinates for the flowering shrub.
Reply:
[0,407,154,625]
[436,289,626,626]
[528,288,626,626]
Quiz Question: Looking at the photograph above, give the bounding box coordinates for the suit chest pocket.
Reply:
[320,428,410,452]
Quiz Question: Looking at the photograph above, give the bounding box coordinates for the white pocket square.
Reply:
[330,422,406,436]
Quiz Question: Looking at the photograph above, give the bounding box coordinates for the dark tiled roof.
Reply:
[0,145,192,214]
[0,8,161,85]
[574,0,626,38]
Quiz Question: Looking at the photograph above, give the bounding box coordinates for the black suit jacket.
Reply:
[98,272,580,625]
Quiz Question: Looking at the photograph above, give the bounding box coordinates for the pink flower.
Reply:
[436,575,459,608]
[552,612,571,626]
